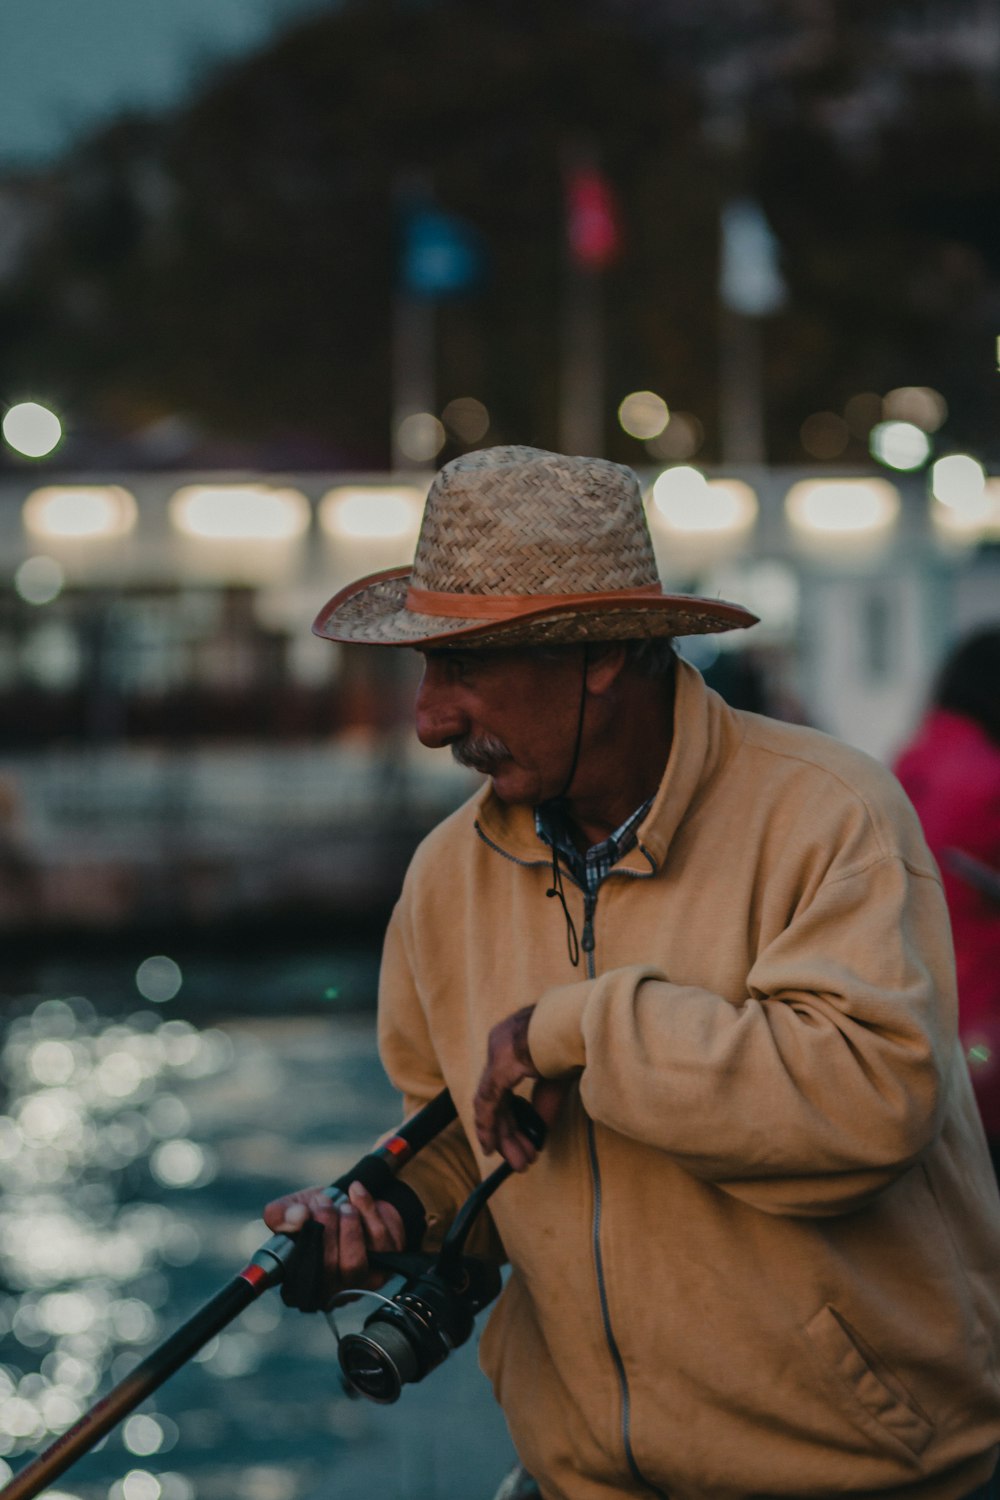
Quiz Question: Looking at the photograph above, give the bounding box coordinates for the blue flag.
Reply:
[401,207,483,297]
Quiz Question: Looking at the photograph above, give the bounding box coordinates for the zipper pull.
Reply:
[581,895,596,955]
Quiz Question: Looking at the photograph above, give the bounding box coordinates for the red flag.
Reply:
[566,167,623,270]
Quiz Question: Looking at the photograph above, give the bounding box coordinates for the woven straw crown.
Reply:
[313,445,758,648]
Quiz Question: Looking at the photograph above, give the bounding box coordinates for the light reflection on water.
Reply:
[0,992,422,1500]
[0,989,517,1500]
[0,997,231,1492]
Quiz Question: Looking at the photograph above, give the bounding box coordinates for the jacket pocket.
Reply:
[804,1304,935,1458]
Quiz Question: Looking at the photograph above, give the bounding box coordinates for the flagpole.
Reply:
[559,263,603,457]
[717,196,785,465]
[718,302,765,464]
[391,178,482,471]
[392,173,436,473]
[391,287,435,472]
[559,149,621,458]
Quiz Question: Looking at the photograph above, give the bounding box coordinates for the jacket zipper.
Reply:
[476,821,666,1494]
[583,895,667,1499]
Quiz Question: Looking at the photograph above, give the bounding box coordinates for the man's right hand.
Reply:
[263,1180,405,1301]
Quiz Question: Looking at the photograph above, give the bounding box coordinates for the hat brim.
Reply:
[313,566,759,648]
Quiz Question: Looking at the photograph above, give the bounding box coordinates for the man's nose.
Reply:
[414,662,467,748]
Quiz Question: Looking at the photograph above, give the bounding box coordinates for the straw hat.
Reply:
[313,446,758,648]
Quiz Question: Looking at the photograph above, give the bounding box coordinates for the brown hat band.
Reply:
[405,582,665,621]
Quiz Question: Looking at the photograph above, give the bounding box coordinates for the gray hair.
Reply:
[622,637,677,678]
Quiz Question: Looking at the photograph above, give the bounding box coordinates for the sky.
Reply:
[0,0,336,171]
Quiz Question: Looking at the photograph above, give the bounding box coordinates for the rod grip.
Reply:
[367,1088,458,1162]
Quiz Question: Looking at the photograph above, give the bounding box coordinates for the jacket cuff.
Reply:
[528,981,590,1077]
[376,1177,428,1250]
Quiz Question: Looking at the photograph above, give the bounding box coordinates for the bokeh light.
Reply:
[441,397,490,444]
[145,1096,191,1138]
[649,469,758,535]
[149,1140,208,1189]
[169,486,310,542]
[120,1470,162,1500]
[931,453,985,508]
[27,1040,76,1087]
[869,420,931,471]
[319,486,421,541]
[2,402,63,458]
[644,412,703,462]
[882,385,947,432]
[14,555,65,606]
[124,1414,166,1456]
[931,478,999,539]
[135,958,183,1006]
[800,412,850,461]
[20,620,81,690]
[618,391,669,440]
[39,1386,84,1431]
[112,1299,158,1344]
[785,478,900,536]
[23,487,137,541]
[36,1292,97,1336]
[0,996,236,1473]
[396,412,446,462]
[155,1477,194,1500]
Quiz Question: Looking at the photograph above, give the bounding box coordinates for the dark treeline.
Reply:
[1,0,998,468]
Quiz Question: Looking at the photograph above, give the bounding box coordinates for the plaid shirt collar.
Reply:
[534,796,654,894]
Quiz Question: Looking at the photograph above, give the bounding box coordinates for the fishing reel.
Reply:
[330,1097,545,1404]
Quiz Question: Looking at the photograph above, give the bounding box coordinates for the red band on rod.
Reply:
[238,1264,269,1290]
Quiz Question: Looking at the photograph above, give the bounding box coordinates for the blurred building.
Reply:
[0,463,997,938]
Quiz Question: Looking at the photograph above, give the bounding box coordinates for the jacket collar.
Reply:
[474,659,743,873]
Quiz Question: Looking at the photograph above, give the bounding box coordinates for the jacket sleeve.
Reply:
[377,895,504,1257]
[527,854,958,1216]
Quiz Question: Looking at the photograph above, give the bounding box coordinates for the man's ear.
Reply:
[584,643,628,696]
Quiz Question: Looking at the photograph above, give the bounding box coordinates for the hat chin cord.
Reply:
[541,645,589,969]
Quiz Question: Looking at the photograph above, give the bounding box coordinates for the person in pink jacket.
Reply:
[894,627,1000,1170]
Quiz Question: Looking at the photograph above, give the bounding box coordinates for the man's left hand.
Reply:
[475,1006,571,1170]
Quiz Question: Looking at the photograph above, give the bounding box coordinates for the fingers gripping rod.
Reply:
[0,1089,457,1500]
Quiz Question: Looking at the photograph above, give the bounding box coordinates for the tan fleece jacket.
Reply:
[378,660,1000,1500]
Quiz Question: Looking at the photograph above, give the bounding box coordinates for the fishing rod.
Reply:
[0,1088,458,1500]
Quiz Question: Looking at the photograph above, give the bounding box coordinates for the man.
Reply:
[266,446,1000,1500]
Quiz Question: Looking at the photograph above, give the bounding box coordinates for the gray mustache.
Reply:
[451,733,511,773]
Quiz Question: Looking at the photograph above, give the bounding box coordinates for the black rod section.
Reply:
[0,1088,456,1500]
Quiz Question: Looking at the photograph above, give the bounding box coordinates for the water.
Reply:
[0,985,519,1500]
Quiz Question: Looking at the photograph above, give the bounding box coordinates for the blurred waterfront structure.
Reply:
[0,464,997,938]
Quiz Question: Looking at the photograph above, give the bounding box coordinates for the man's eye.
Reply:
[449,655,475,682]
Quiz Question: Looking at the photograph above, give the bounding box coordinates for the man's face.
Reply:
[414,645,587,806]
